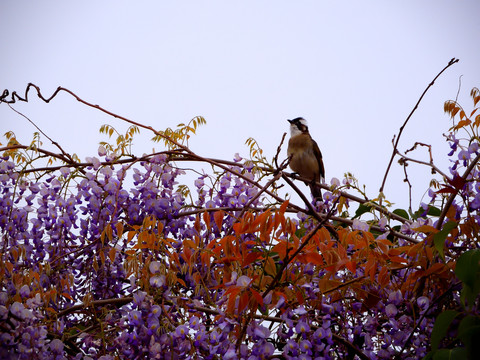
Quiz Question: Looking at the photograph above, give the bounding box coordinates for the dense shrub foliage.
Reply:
[1,79,479,359]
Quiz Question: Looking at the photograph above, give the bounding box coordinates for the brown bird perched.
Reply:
[287,117,324,200]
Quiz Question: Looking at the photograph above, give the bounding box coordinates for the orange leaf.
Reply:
[475,113,480,127]
[225,285,240,299]
[264,256,277,276]
[217,256,239,265]
[203,211,211,230]
[365,258,376,282]
[238,292,249,313]
[346,260,356,273]
[252,211,270,231]
[378,266,389,289]
[375,239,390,253]
[115,222,124,238]
[157,221,164,235]
[304,252,324,266]
[214,210,224,231]
[194,215,201,234]
[233,222,243,235]
[250,288,263,307]
[296,290,305,304]
[127,231,136,243]
[108,247,116,262]
[413,225,438,234]
[176,277,186,287]
[389,256,408,264]
[406,242,424,257]
[206,238,218,250]
[455,118,471,129]
[279,200,289,215]
[183,239,196,249]
[424,262,446,277]
[105,224,113,241]
[243,252,261,267]
[99,250,106,265]
[272,241,288,258]
[61,292,74,301]
[181,246,192,263]
[201,252,211,267]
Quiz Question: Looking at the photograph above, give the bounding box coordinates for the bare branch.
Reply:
[1,83,192,154]
[379,58,459,198]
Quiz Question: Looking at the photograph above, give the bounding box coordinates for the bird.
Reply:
[287,117,324,200]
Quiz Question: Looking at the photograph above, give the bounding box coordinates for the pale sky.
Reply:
[1,1,479,212]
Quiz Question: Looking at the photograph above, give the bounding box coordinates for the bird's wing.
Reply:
[312,139,325,179]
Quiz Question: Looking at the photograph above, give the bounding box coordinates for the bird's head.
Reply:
[288,117,309,136]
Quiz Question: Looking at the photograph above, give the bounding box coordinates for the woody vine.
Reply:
[1,58,480,359]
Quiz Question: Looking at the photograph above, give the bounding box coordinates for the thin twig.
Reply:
[274,132,287,169]
[56,296,134,318]
[398,147,450,180]
[1,83,192,154]
[399,157,413,213]
[379,58,459,199]
[7,104,76,163]
[436,153,480,230]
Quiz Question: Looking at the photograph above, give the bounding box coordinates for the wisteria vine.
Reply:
[1,61,480,360]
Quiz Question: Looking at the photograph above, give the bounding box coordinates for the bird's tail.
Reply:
[309,182,322,202]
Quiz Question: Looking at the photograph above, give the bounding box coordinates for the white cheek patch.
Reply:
[290,125,303,137]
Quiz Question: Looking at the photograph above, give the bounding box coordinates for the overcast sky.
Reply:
[1,1,480,212]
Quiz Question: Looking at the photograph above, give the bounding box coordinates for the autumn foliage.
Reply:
[1,70,480,358]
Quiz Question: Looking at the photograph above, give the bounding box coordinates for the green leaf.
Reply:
[412,205,442,220]
[433,348,468,360]
[428,206,442,217]
[422,351,434,360]
[354,204,371,219]
[412,206,425,220]
[393,208,409,220]
[433,221,457,260]
[457,315,480,352]
[455,249,480,288]
[392,225,401,232]
[456,250,480,308]
[430,310,459,350]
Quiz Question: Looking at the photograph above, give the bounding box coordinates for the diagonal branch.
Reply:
[436,152,480,230]
[379,58,459,198]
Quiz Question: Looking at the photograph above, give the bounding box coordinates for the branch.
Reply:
[397,148,451,181]
[379,58,459,197]
[436,153,480,230]
[56,296,134,318]
[3,142,418,242]
[285,172,410,224]
[7,104,76,164]
[400,155,414,213]
[262,203,338,299]
[1,144,76,167]
[274,132,287,169]
[1,83,192,154]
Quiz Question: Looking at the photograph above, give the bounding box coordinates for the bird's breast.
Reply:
[287,135,320,181]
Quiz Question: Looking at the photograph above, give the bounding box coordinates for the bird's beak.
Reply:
[287,119,293,124]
